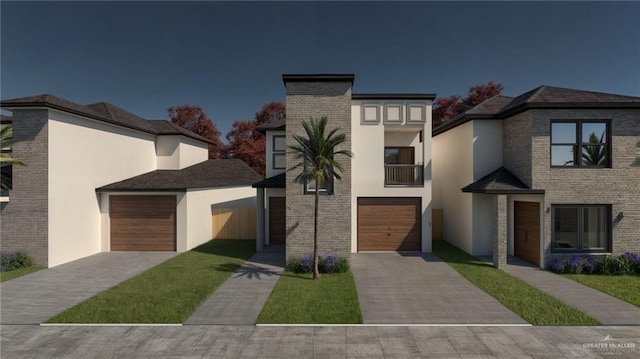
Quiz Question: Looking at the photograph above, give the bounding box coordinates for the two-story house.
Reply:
[1,95,260,267]
[253,74,435,258]
[432,86,640,269]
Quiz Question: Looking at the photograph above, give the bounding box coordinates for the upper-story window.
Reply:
[272,135,286,170]
[551,120,610,167]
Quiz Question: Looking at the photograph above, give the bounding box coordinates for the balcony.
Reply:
[384,164,423,186]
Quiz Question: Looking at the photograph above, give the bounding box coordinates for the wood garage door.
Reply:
[514,201,540,266]
[358,197,421,251]
[110,195,176,251]
[269,197,286,244]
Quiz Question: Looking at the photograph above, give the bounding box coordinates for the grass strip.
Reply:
[0,266,45,282]
[257,271,362,324]
[432,241,600,325]
[47,239,255,323]
[563,274,640,308]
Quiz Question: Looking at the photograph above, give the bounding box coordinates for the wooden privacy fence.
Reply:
[212,208,256,239]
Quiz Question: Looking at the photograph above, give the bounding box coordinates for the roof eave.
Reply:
[461,188,545,194]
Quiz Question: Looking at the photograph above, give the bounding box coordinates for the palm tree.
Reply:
[289,117,352,280]
[0,126,26,190]
[582,132,606,166]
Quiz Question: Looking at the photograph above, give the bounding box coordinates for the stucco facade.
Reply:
[1,96,254,268]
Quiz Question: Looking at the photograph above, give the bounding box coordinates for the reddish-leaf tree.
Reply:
[168,105,226,159]
[432,81,504,127]
[226,101,285,175]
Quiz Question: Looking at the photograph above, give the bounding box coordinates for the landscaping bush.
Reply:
[286,254,349,274]
[549,252,640,275]
[0,251,33,272]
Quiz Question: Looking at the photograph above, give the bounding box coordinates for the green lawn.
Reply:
[563,274,640,307]
[0,266,45,282]
[47,239,255,323]
[257,271,362,324]
[432,241,600,325]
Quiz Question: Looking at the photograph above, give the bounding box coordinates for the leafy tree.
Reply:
[582,132,606,166]
[167,105,226,159]
[0,126,26,190]
[226,101,285,175]
[288,117,352,280]
[432,81,504,126]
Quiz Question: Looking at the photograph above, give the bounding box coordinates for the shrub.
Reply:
[286,254,349,274]
[0,251,33,272]
[599,256,620,275]
[618,252,640,275]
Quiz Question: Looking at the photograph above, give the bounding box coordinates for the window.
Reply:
[551,121,610,167]
[272,135,286,169]
[305,178,333,194]
[552,205,611,252]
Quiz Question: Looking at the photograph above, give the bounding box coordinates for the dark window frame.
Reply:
[550,120,611,168]
[551,204,612,253]
[304,177,334,195]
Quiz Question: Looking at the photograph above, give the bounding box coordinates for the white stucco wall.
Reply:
[185,186,256,250]
[156,135,208,170]
[432,121,474,253]
[48,110,158,267]
[350,101,432,252]
[265,131,286,178]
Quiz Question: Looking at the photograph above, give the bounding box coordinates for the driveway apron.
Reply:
[351,252,527,324]
[185,245,284,325]
[0,252,177,324]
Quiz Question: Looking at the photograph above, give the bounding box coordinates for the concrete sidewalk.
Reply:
[351,252,527,324]
[185,245,284,325]
[503,257,640,325]
[0,252,177,324]
[3,324,639,358]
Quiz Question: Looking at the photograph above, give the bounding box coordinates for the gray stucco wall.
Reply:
[284,81,352,259]
[504,108,640,266]
[0,109,49,266]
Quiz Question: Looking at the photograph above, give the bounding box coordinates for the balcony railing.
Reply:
[384,164,423,186]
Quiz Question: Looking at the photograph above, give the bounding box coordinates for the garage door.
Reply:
[269,197,286,244]
[358,197,421,251]
[514,201,540,266]
[110,195,176,251]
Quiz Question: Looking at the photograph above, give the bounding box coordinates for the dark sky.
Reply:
[2,1,639,139]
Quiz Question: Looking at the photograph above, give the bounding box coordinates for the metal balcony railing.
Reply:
[384,164,423,186]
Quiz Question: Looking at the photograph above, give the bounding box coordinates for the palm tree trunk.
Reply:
[313,185,320,280]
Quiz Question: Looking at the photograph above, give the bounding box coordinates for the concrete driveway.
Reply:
[351,252,527,324]
[0,252,177,324]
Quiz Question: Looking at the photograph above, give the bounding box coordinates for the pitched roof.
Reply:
[1,94,211,144]
[147,120,215,144]
[434,86,640,136]
[497,85,640,117]
[255,118,286,133]
[461,167,544,194]
[433,96,513,136]
[96,159,262,192]
[252,172,285,188]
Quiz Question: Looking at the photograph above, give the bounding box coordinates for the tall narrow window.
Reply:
[551,121,610,167]
[272,135,286,169]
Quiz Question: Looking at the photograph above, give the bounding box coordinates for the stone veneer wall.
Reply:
[0,109,49,266]
[505,108,640,266]
[284,81,352,259]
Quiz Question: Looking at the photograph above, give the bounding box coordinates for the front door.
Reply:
[514,201,540,266]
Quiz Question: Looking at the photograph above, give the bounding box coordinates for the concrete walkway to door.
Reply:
[185,245,284,325]
[502,257,640,325]
[0,252,177,324]
[351,252,528,324]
